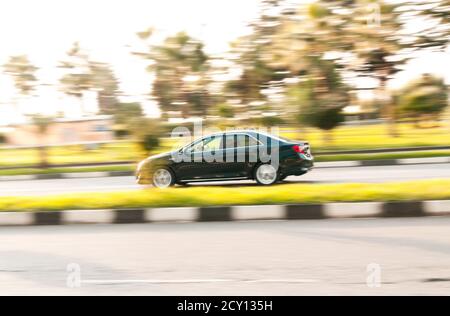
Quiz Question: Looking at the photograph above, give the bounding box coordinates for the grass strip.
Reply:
[1,179,449,212]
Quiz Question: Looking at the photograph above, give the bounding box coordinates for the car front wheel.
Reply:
[152,168,175,188]
[255,163,279,185]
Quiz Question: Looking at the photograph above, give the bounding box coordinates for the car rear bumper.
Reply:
[280,158,314,176]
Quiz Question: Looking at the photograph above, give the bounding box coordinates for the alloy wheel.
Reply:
[153,169,173,188]
[256,164,278,185]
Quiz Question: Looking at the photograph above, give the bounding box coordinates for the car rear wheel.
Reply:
[255,163,279,185]
[152,168,175,188]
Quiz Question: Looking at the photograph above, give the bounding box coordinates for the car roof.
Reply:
[208,130,265,137]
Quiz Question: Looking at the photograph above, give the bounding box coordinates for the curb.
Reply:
[1,157,449,182]
[0,200,449,227]
[316,156,450,168]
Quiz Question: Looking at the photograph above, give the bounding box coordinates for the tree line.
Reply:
[2,0,449,147]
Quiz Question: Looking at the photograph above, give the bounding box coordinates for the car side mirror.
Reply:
[180,147,190,155]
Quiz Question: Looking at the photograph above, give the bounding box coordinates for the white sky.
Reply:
[0,0,448,124]
[0,0,260,123]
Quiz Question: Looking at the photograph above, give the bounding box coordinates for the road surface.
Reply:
[0,217,449,295]
[0,163,449,196]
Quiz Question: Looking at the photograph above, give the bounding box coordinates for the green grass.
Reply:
[1,179,449,212]
[279,122,450,151]
[0,165,133,177]
[0,142,140,168]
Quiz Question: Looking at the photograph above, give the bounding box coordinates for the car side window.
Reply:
[186,136,222,153]
[184,139,203,153]
[222,135,236,150]
[203,136,222,152]
[236,134,261,148]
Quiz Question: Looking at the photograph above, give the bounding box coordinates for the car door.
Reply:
[221,133,259,178]
[175,135,224,181]
[235,133,262,177]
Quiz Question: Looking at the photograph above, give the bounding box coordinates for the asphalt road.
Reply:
[0,163,449,196]
[1,217,450,295]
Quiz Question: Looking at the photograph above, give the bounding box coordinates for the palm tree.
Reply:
[89,61,120,115]
[59,42,94,116]
[3,55,38,114]
[4,55,54,167]
[136,31,211,119]
[348,1,406,137]
[397,0,450,51]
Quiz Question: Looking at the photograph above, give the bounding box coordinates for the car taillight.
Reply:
[292,145,305,154]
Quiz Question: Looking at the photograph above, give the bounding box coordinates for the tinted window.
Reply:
[237,134,260,148]
[222,135,236,149]
[187,136,222,153]
[203,136,222,152]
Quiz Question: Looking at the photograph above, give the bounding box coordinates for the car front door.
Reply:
[175,135,224,181]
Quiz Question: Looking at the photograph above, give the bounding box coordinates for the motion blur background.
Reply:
[0,0,448,166]
[0,0,449,296]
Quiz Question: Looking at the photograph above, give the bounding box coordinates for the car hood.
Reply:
[138,151,173,171]
[147,150,180,162]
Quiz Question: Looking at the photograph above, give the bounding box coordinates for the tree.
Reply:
[59,42,93,114]
[136,31,212,118]
[251,1,350,140]
[89,61,120,115]
[294,59,349,144]
[31,115,53,168]
[4,56,54,167]
[347,1,450,135]
[273,0,406,136]
[4,55,38,110]
[0,134,6,144]
[60,42,121,116]
[346,1,406,137]
[113,102,144,137]
[397,0,450,51]
[224,0,286,105]
[397,74,448,126]
[129,117,162,156]
[216,103,235,119]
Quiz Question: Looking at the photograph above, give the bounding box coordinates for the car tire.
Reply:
[254,163,279,186]
[152,167,176,188]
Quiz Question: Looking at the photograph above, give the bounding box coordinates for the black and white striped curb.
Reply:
[0,200,449,226]
[315,156,450,168]
[1,157,449,182]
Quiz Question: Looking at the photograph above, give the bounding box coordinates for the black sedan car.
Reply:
[136,130,313,188]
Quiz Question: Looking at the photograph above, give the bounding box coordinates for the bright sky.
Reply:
[0,0,448,125]
[0,0,260,123]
